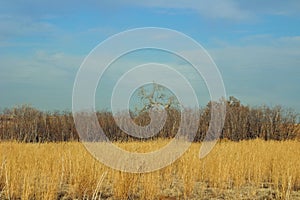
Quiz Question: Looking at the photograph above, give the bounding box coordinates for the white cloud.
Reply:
[1,0,300,29]
[0,51,83,84]
[2,0,300,23]
[210,35,300,69]
[206,36,300,111]
[238,0,300,16]
[0,15,57,40]
[108,0,253,21]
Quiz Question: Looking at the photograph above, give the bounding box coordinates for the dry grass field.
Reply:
[0,139,300,200]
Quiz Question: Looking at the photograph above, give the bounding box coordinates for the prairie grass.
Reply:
[0,139,299,199]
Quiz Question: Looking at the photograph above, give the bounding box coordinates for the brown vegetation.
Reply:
[0,97,299,142]
[0,140,299,199]
[0,96,299,199]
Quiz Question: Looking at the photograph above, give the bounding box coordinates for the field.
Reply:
[0,139,300,200]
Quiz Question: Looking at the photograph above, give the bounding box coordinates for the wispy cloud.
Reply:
[208,35,300,110]
[0,0,299,111]
[1,0,300,23]
[125,0,252,21]
[0,15,57,40]
[211,35,300,68]
[0,50,82,84]
[238,0,300,16]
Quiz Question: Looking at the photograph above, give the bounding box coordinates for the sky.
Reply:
[0,0,300,113]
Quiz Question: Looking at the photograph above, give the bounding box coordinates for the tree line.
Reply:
[0,97,299,142]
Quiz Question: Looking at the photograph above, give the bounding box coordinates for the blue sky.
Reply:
[0,0,300,112]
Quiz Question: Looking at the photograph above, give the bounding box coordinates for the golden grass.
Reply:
[0,139,299,199]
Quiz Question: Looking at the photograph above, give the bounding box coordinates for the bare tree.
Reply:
[0,96,299,142]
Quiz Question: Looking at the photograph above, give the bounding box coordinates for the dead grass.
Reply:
[0,139,299,199]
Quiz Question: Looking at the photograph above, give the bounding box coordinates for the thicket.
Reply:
[0,96,299,142]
